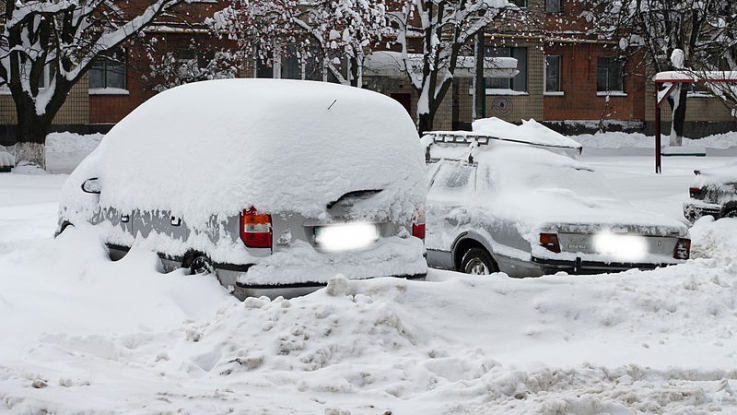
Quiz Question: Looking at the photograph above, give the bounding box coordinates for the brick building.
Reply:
[0,0,734,145]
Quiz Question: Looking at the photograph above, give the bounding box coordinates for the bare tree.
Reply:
[580,0,736,145]
[388,0,517,134]
[214,0,390,86]
[0,0,190,168]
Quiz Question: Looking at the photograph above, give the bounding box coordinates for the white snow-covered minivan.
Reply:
[58,79,427,298]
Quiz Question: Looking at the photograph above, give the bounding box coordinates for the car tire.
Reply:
[723,209,737,219]
[54,221,74,237]
[460,248,498,275]
[183,252,213,275]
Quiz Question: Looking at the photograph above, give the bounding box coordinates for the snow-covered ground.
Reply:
[2,132,737,414]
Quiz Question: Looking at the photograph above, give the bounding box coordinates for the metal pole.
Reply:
[655,85,661,174]
[475,30,486,120]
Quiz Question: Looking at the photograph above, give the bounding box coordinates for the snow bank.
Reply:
[572,131,737,149]
[2,220,737,413]
[0,151,14,168]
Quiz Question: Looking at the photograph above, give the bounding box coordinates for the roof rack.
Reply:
[423,131,582,162]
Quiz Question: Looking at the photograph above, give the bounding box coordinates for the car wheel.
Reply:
[54,221,74,237]
[723,209,737,219]
[460,248,498,275]
[183,252,213,275]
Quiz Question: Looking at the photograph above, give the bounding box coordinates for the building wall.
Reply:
[0,79,88,125]
[480,39,545,123]
[542,43,646,122]
[2,0,734,140]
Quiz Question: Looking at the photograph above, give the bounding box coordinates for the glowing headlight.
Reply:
[593,231,648,262]
[314,223,379,252]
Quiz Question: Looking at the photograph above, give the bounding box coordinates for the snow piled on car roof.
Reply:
[472,117,583,151]
[86,79,425,224]
[692,160,737,186]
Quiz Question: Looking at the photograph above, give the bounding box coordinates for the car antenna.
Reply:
[328,99,337,110]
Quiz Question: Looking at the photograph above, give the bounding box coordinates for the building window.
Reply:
[89,51,126,90]
[545,55,561,93]
[257,44,325,81]
[485,47,527,93]
[597,57,624,92]
[38,66,55,89]
[511,0,527,7]
[545,0,561,13]
[256,55,275,79]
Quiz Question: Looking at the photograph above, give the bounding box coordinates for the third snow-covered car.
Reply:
[57,79,427,299]
[683,162,737,222]
[424,132,691,277]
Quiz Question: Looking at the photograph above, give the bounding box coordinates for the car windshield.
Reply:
[429,161,475,193]
[478,145,617,200]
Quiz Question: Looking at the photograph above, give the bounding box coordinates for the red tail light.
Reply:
[689,187,702,198]
[240,208,272,249]
[540,233,561,253]
[412,206,425,240]
[674,238,690,260]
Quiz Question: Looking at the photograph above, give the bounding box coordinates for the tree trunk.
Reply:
[14,101,52,169]
[418,112,433,136]
[14,142,46,169]
[668,85,689,146]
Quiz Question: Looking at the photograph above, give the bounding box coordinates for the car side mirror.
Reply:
[81,178,101,194]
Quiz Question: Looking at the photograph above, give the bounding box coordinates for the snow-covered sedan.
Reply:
[683,162,737,222]
[424,133,691,277]
[57,79,427,299]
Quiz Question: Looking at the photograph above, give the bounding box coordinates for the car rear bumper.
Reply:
[107,243,427,299]
[230,274,426,300]
[531,256,681,275]
[683,201,721,222]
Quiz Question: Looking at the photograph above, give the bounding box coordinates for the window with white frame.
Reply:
[545,55,561,93]
[485,47,527,93]
[546,0,562,13]
[89,50,127,91]
[597,57,624,93]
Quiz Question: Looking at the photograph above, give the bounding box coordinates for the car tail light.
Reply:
[673,238,690,260]
[689,187,702,198]
[412,206,425,240]
[540,233,561,253]
[240,208,272,249]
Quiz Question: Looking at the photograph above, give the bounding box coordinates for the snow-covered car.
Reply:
[683,162,737,222]
[57,79,428,299]
[424,133,691,276]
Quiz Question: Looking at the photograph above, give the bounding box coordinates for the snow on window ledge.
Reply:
[544,91,565,97]
[597,91,627,97]
[687,91,715,99]
[486,89,528,96]
[0,88,10,96]
[89,88,130,96]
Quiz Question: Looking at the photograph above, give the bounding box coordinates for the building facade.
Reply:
[0,0,735,146]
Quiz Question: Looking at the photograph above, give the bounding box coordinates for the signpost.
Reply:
[653,71,737,173]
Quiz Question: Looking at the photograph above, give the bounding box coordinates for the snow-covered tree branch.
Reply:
[0,0,190,168]
[579,0,737,145]
[215,0,390,86]
[388,0,517,134]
